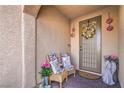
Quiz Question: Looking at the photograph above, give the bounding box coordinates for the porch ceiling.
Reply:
[23,5,109,19]
[54,5,108,19]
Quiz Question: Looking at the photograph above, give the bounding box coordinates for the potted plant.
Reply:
[39,59,52,87]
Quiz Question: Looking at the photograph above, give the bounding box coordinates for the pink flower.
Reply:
[41,59,51,68]
[111,54,118,60]
[104,54,118,62]
[44,63,51,68]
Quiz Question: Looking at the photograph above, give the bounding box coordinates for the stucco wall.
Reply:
[119,6,124,88]
[36,6,70,83]
[0,6,22,87]
[22,13,36,87]
[70,6,119,74]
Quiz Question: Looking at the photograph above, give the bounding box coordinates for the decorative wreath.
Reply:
[81,21,96,39]
[106,17,113,24]
[106,13,114,31]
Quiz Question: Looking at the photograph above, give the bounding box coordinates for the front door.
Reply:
[79,16,101,74]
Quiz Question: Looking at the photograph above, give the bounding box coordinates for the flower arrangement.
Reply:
[104,55,119,62]
[39,59,52,77]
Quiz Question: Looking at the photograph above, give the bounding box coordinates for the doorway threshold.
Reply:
[79,69,101,80]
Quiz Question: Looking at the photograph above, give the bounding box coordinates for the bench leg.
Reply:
[66,77,68,82]
[49,80,51,84]
[60,82,62,88]
[74,73,76,77]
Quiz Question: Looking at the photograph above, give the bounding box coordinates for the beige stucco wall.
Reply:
[36,6,70,83]
[22,13,36,87]
[0,6,22,87]
[119,6,124,88]
[0,5,37,88]
[70,6,119,74]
